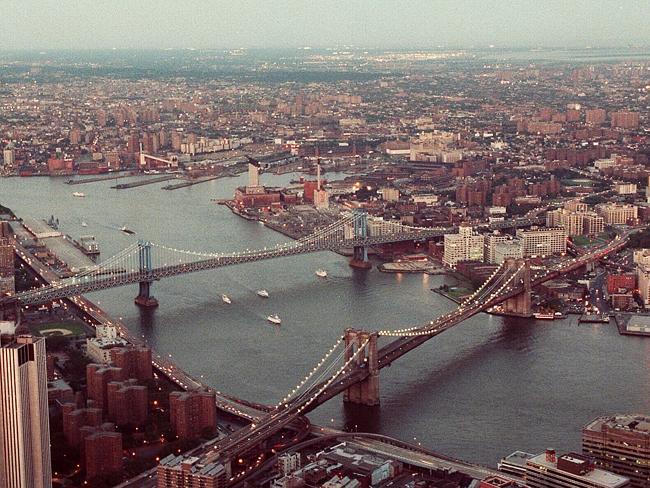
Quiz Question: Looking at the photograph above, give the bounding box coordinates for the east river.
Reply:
[1,173,649,466]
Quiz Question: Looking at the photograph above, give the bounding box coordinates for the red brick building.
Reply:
[62,403,103,448]
[610,111,640,130]
[169,390,217,441]
[110,345,152,381]
[86,364,123,411]
[606,274,636,294]
[83,425,123,481]
[106,379,148,427]
[585,108,606,125]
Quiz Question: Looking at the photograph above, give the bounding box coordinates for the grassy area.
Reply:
[572,235,592,247]
[573,233,612,248]
[447,287,473,299]
[29,321,90,337]
[561,178,596,187]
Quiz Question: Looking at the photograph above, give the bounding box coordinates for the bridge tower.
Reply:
[349,209,371,269]
[343,328,380,406]
[502,258,532,317]
[134,240,159,307]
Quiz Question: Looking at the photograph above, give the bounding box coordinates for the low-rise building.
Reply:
[157,455,227,488]
[525,450,630,488]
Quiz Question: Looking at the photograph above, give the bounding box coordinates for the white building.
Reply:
[367,219,400,237]
[614,183,637,195]
[516,227,567,257]
[596,203,638,225]
[380,187,400,202]
[494,240,523,264]
[86,325,129,363]
[0,336,52,488]
[444,224,484,267]
[412,194,439,206]
[2,146,15,166]
[277,453,301,476]
[313,189,330,209]
[635,250,650,306]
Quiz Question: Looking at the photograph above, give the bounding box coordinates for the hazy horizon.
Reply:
[3,0,650,51]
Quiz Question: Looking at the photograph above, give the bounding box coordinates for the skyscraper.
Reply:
[0,335,52,488]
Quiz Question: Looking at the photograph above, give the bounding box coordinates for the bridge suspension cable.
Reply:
[275,336,345,408]
[377,262,525,337]
[295,337,370,414]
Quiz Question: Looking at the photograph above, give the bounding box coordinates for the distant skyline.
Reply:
[2,0,650,51]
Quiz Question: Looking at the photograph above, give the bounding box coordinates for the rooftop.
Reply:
[527,453,629,488]
[584,414,650,437]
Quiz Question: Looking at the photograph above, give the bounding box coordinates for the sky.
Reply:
[2,0,650,50]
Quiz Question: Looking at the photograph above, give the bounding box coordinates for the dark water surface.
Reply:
[1,174,648,465]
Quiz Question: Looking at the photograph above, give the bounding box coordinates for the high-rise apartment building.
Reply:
[83,425,123,481]
[610,111,640,130]
[583,213,605,236]
[484,233,522,264]
[582,415,650,488]
[516,227,567,257]
[634,250,650,305]
[0,335,52,488]
[169,390,217,441]
[2,146,15,167]
[586,109,607,126]
[0,237,14,295]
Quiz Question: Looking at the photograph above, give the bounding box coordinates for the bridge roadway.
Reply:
[13,242,270,421]
[7,215,544,307]
[203,231,631,469]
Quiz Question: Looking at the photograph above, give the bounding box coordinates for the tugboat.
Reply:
[221,294,232,304]
[257,289,269,298]
[315,269,328,278]
[267,314,281,325]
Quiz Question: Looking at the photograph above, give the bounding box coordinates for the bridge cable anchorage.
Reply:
[295,338,370,414]
[275,336,345,408]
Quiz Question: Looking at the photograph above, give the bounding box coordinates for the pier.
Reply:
[111,175,179,189]
[66,173,134,184]
[162,175,222,190]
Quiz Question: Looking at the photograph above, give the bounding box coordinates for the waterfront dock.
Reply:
[111,175,179,189]
[66,173,133,184]
[162,175,222,190]
[579,313,610,324]
[614,314,650,337]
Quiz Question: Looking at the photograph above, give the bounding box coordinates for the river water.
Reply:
[1,173,649,466]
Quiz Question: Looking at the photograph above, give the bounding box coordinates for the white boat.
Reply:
[221,294,232,304]
[81,221,88,227]
[267,314,281,325]
[72,192,85,197]
[315,269,328,278]
[257,289,269,298]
